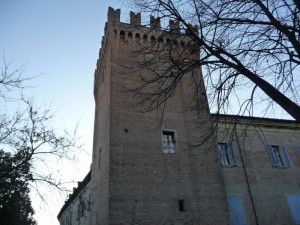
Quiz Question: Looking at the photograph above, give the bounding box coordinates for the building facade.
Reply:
[215,115,300,225]
[58,171,91,225]
[58,7,300,225]
[90,7,228,225]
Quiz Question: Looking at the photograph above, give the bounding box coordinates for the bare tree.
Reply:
[131,0,300,121]
[0,59,80,224]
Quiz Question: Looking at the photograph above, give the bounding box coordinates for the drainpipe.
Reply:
[234,130,259,225]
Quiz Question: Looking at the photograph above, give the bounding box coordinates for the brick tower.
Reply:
[90,7,229,225]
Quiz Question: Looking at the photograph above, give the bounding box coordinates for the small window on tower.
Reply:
[178,199,185,211]
[98,148,101,169]
[162,130,176,154]
[135,33,140,42]
[76,204,81,220]
[120,30,125,39]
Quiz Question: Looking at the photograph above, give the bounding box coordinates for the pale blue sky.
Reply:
[0,1,130,224]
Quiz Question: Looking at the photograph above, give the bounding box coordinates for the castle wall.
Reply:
[217,118,300,225]
[91,24,112,225]
[61,7,300,225]
[90,7,230,225]
[58,172,91,225]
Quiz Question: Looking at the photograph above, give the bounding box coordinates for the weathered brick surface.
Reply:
[90,7,229,225]
[217,118,300,225]
[90,7,300,225]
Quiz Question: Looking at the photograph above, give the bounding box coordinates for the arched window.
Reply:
[135,33,140,42]
[143,34,148,42]
[166,38,171,47]
[173,40,178,48]
[158,37,164,46]
[120,30,125,39]
[180,41,185,48]
[150,36,156,43]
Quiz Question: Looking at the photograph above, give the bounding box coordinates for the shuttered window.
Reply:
[162,130,176,153]
[227,195,247,225]
[76,204,81,220]
[69,211,72,225]
[267,145,291,167]
[297,146,300,159]
[287,195,300,225]
[217,143,237,167]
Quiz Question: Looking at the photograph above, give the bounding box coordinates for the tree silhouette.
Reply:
[0,59,79,224]
[0,151,36,225]
[132,0,300,121]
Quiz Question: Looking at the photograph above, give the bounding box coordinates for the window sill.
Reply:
[273,165,290,168]
[221,165,237,168]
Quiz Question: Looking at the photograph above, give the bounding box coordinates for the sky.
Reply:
[0,1,130,224]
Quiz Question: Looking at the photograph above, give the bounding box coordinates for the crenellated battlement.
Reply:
[104,7,198,52]
[94,7,199,96]
[130,11,141,26]
[107,7,197,34]
[150,16,161,29]
[108,7,120,24]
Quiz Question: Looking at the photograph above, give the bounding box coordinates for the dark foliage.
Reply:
[0,152,36,225]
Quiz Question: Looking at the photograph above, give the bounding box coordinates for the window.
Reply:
[151,35,156,43]
[162,130,176,153]
[143,34,148,42]
[81,202,84,216]
[120,30,125,39]
[227,195,247,225]
[287,195,300,225]
[178,199,185,211]
[76,204,81,220]
[69,211,72,225]
[217,143,237,167]
[297,146,300,158]
[98,148,101,169]
[87,194,91,211]
[267,145,291,167]
[135,33,141,42]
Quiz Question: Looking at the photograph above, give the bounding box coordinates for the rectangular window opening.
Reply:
[219,143,230,165]
[287,195,300,224]
[162,130,176,154]
[178,199,185,212]
[227,195,247,225]
[217,143,237,167]
[76,204,81,220]
[98,148,101,169]
[268,145,291,167]
[272,145,283,166]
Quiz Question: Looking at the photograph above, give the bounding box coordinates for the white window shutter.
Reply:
[267,145,278,167]
[287,195,300,225]
[227,195,247,225]
[169,135,175,153]
[279,145,291,167]
[296,146,300,158]
[229,143,237,166]
[162,135,169,153]
[217,144,226,166]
